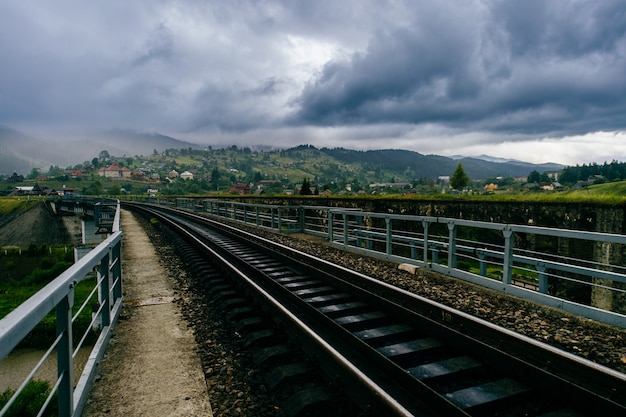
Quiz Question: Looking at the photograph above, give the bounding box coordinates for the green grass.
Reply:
[0,380,57,417]
[0,245,97,349]
[0,197,39,216]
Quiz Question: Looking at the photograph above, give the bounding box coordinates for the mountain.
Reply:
[0,126,563,179]
[320,148,563,179]
[0,126,60,175]
[0,127,202,175]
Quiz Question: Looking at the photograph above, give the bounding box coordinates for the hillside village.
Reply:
[1,145,619,198]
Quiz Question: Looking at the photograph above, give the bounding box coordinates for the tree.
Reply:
[527,170,541,183]
[300,178,313,195]
[210,167,221,190]
[28,168,41,180]
[98,150,111,163]
[450,163,470,190]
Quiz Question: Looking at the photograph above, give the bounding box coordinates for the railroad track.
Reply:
[125,203,626,417]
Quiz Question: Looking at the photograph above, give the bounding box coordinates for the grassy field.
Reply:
[0,244,96,348]
[0,197,39,216]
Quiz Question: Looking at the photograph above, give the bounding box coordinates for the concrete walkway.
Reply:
[82,210,212,417]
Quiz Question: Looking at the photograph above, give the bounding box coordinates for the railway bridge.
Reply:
[1,197,626,416]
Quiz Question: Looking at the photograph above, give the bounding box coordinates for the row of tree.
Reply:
[558,160,626,184]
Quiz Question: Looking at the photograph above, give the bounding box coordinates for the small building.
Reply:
[9,186,35,196]
[180,171,194,180]
[131,170,145,180]
[538,182,554,191]
[62,187,76,197]
[98,163,132,179]
[228,183,251,194]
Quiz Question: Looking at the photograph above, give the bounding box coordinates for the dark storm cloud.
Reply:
[0,0,625,164]
[293,0,626,137]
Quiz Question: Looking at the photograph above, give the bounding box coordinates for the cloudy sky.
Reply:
[1,0,625,165]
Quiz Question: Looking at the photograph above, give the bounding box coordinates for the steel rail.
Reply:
[126,202,626,417]
[132,203,420,416]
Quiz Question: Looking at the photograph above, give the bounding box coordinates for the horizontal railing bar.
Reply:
[0,231,122,361]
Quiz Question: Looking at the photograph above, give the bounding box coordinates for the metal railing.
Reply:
[0,201,123,417]
[327,210,626,328]
[162,198,626,329]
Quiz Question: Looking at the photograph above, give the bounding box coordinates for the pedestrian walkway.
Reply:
[82,210,212,417]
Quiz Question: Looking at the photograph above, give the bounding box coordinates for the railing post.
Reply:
[537,262,548,293]
[299,207,305,233]
[328,211,334,242]
[113,240,122,301]
[256,206,260,227]
[56,284,75,417]
[355,214,363,248]
[477,251,487,276]
[386,216,392,256]
[447,221,457,271]
[278,207,283,231]
[422,220,430,266]
[99,251,111,328]
[343,213,349,246]
[502,227,514,285]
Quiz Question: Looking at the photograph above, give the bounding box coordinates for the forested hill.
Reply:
[2,124,563,181]
[319,147,563,179]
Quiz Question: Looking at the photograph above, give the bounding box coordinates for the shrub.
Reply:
[22,262,72,286]
[0,380,57,417]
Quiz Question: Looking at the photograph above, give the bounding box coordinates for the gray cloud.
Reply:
[0,0,625,164]
[293,0,626,138]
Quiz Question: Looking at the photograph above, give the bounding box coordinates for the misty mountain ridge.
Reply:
[0,127,201,175]
[0,126,563,179]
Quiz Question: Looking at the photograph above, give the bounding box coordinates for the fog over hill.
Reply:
[0,126,563,179]
[0,127,201,175]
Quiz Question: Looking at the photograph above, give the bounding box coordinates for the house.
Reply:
[8,184,57,197]
[61,187,76,197]
[168,170,179,178]
[131,170,145,180]
[538,182,554,191]
[180,171,194,180]
[9,186,35,196]
[98,163,132,179]
[228,183,251,194]
[484,183,498,192]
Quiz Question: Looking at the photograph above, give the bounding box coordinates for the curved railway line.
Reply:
[125,203,626,417]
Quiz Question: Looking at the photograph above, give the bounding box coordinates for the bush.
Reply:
[22,262,72,286]
[0,380,57,417]
[39,258,55,270]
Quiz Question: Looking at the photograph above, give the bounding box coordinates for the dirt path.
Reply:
[82,210,212,417]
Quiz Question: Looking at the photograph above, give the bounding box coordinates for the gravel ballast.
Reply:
[145,215,626,416]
